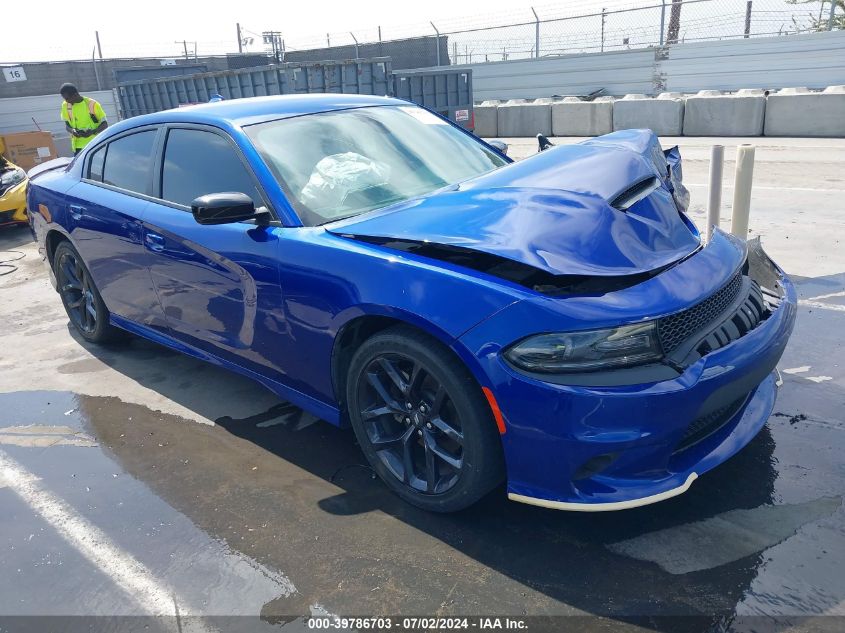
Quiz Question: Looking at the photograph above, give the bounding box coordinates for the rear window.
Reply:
[87,145,106,182]
[102,130,157,195]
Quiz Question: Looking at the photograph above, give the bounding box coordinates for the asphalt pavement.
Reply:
[0,136,843,632]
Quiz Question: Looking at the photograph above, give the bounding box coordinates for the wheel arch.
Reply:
[329,307,493,426]
[45,228,72,268]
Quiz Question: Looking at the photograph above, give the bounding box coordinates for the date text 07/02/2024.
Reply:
[306,616,528,629]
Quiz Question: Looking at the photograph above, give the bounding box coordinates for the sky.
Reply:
[2,0,826,63]
[1,0,675,62]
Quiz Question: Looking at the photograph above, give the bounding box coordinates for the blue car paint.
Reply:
[328,185,699,277]
[459,230,798,505]
[27,95,796,509]
[65,180,166,329]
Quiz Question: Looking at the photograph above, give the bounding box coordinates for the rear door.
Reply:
[67,128,166,330]
[141,125,288,378]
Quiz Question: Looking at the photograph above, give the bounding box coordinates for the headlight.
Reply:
[504,322,662,373]
[0,167,26,188]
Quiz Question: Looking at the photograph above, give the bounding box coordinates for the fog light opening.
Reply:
[572,453,618,481]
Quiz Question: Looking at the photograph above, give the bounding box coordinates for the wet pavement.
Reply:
[1,137,844,632]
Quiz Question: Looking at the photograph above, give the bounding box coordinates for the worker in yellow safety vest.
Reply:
[59,83,108,154]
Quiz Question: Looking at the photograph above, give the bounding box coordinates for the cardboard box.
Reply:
[0,131,58,171]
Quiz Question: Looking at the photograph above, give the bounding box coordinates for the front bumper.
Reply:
[461,238,797,510]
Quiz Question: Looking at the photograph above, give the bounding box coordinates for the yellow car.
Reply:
[1,158,28,226]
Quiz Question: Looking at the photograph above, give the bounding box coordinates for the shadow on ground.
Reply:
[45,270,845,630]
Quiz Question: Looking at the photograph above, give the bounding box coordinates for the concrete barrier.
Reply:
[683,89,766,136]
[551,96,614,137]
[764,86,845,137]
[613,94,684,136]
[497,99,552,137]
[474,100,500,137]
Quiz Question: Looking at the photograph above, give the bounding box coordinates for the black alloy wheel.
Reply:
[360,352,464,494]
[346,326,504,512]
[54,241,121,343]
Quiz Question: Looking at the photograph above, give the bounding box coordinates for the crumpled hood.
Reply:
[328,137,700,278]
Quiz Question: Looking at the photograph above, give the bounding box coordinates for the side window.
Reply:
[161,129,262,208]
[102,130,157,194]
[88,145,106,182]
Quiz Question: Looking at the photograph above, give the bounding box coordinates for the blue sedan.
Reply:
[27,94,796,512]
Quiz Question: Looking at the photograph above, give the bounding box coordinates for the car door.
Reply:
[142,125,289,378]
[66,128,167,330]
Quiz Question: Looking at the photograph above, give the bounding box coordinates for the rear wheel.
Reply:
[346,326,504,512]
[54,241,122,344]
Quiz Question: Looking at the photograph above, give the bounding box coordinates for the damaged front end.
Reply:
[0,159,29,226]
[328,129,700,295]
[456,229,797,511]
[484,232,792,387]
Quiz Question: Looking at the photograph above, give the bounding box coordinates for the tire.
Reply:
[346,325,504,512]
[53,241,123,344]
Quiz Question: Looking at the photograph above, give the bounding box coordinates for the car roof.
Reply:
[120,94,407,130]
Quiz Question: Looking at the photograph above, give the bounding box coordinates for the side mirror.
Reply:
[191,192,268,225]
[488,140,509,156]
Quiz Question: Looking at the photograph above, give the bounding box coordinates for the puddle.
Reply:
[0,425,97,448]
[0,391,296,619]
[1,378,844,621]
[608,497,842,574]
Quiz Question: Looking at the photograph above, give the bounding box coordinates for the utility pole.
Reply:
[600,8,606,52]
[667,0,683,44]
[262,31,283,62]
[92,48,102,90]
[744,1,752,38]
[237,23,243,53]
[95,31,103,59]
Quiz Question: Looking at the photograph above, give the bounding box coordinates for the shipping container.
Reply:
[118,59,393,117]
[392,68,474,130]
[113,64,209,86]
[117,58,474,130]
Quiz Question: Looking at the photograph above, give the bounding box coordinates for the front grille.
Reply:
[696,280,768,357]
[658,270,744,354]
[674,396,747,454]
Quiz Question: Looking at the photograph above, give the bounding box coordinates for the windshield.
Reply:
[245,105,508,226]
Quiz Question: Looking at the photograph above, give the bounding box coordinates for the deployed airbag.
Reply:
[300,152,390,214]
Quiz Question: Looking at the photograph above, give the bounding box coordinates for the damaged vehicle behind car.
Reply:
[0,156,29,227]
[26,94,796,512]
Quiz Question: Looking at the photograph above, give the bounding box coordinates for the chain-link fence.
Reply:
[7,0,840,66]
[266,0,843,68]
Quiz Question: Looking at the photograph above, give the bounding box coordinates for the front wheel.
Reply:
[346,326,504,512]
[54,241,122,344]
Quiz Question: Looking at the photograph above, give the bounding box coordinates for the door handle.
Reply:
[69,205,85,221]
[144,232,165,253]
